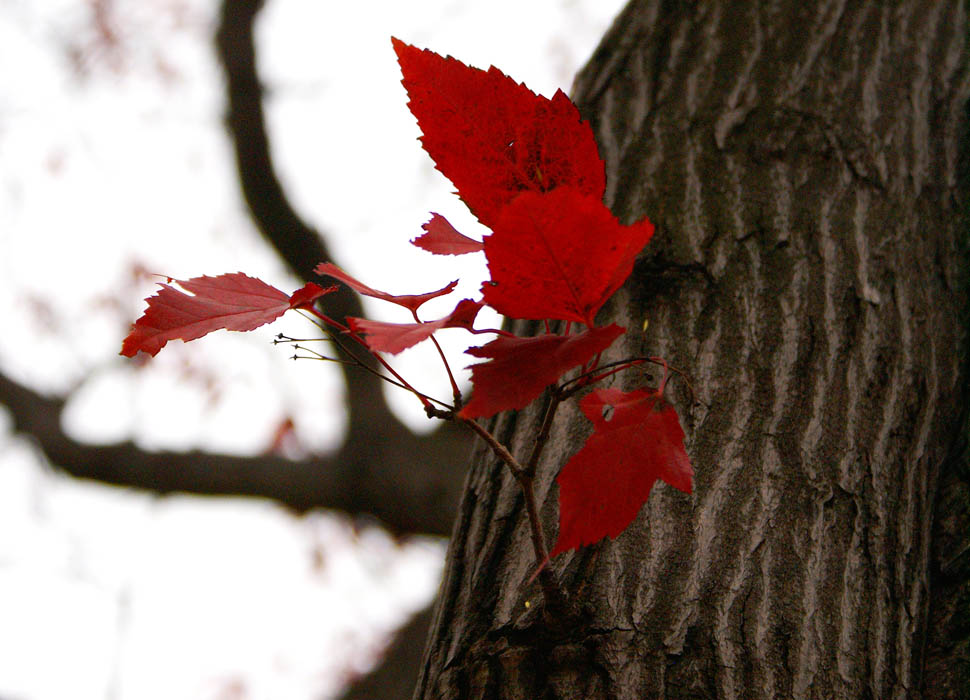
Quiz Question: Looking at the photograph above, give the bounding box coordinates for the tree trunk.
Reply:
[415,1,970,698]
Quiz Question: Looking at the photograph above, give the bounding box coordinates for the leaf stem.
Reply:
[524,389,562,478]
[459,417,524,475]
[411,309,463,405]
[515,470,563,609]
[302,306,433,409]
[458,416,563,610]
[290,327,456,411]
[558,356,656,392]
[516,471,550,564]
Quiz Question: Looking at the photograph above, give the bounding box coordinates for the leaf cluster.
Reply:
[121,39,694,567]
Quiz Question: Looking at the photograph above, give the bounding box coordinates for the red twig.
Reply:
[459,416,560,607]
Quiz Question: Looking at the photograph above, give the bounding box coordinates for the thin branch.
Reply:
[458,417,525,475]
[524,389,563,478]
[459,416,560,607]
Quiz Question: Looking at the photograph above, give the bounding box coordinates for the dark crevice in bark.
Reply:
[923,90,970,699]
[926,432,970,697]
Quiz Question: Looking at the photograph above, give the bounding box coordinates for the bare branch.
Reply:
[214,0,388,435]
[0,370,467,536]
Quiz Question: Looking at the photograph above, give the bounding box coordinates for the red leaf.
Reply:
[348,299,483,355]
[288,282,336,308]
[481,188,655,325]
[550,387,693,556]
[266,416,297,455]
[392,37,604,228]
[121,273,334,357]
[412,213,484,255]
[314,262,456,312]
[459,324,624,419]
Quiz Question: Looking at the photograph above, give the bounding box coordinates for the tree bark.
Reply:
[415,1,970,698]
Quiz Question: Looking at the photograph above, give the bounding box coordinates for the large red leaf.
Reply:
[459,324,624,419]
[314,262,456,312]
[411,213,484,255]
[121,274,333,357]
[481,188,655,325]
[348,299,482,355]
[393,37,604,228]
[550,387,693,556]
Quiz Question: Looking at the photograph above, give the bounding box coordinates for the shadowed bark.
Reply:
[926,432,970,697]
[415,1,970,698]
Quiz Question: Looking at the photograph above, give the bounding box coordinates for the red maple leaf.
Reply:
[550,387,693,556]
[121,274,333,357]
[392,37,604,229]
[459,324,625,419]
[349,299,483,355]
[411,213,484,255]
[481,187,655,325]
[314,262,456,313]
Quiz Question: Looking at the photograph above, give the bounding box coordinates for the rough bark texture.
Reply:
[415,1,970,699]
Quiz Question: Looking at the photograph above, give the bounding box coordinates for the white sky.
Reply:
[0,0,626,697]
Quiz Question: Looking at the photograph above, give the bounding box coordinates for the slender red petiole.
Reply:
[411,309,462,404]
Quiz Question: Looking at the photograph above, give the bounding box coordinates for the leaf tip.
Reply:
[287,282,336,309]
[412,213,484,255]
